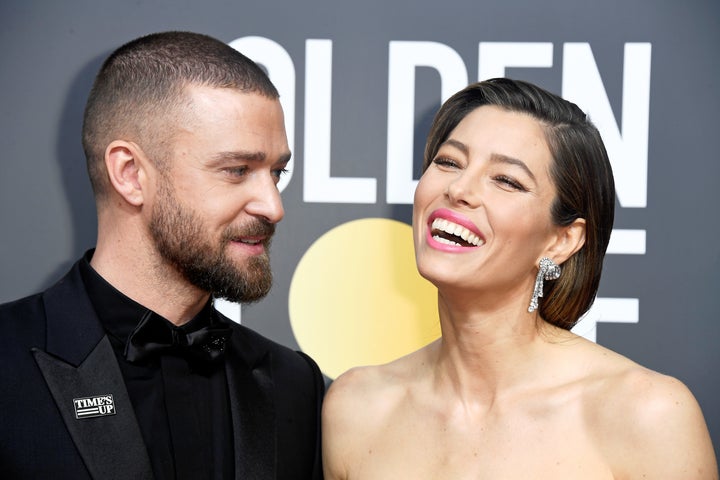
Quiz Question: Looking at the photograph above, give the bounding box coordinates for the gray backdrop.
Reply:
[1,0,718,461]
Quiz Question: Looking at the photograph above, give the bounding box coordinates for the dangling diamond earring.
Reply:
[528,257,561,313]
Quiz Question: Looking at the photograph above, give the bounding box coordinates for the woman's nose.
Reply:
[445,172,482,208]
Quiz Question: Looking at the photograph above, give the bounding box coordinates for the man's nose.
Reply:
[245,173,285,224]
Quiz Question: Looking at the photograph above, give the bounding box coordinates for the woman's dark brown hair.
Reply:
[423,78,615,329]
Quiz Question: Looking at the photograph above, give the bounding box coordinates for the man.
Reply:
[0,32,324,479]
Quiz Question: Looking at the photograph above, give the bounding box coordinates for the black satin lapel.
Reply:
[225,346,276,479]
[32,336,154,480]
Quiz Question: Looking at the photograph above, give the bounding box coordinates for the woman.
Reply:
[322,78,718,479]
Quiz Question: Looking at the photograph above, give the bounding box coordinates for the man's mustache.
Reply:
[223,220,276,244]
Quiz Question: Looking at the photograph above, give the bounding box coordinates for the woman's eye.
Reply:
[432,157,458,168]
[495,175,526,191]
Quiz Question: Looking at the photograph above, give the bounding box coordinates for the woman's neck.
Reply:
[430,289,577,408]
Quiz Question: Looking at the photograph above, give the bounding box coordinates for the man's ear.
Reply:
[544,218,586,265]
[104,140,149,207]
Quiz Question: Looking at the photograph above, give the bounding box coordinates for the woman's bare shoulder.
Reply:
[324,343,434,412]
[321,344,437,480]
[577,340,702,429]
[579,342,718,479]
[322,364,395,415]
[577,340,695,409]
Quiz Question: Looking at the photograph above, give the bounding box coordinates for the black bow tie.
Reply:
[124,310,233,365]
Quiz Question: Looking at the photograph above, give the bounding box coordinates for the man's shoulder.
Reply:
[220,315,296,354]
[224,319,287,349]
[0,257,85,323]
[0,291,43,311]
[0,261,87,345]
[217,313,323,378]
[0,292,47,340]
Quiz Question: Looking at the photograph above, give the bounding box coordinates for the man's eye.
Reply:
[272,168,289,179]
[225,166,248,177]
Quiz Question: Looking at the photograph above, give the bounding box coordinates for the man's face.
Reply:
[148,86,290,303]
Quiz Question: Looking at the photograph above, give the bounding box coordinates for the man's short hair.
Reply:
[82,31,279,199]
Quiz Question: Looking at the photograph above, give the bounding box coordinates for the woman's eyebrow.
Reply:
[489,153,536,181]
[441,138,536,181]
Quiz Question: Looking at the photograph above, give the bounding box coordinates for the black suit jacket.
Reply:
[0,260,324,479]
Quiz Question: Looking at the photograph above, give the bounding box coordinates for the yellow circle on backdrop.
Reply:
[289,218,440,379]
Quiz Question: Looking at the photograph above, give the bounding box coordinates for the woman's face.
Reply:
[413,105,562,302]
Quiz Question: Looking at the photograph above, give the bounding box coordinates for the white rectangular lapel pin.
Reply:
[73,394,117,419]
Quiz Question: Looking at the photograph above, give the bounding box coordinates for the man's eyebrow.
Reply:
[207,150,292,166]
[441,138,536,181]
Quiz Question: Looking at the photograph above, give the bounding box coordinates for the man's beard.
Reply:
[149,179,275,303]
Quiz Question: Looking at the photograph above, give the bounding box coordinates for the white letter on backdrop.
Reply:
[386,42,468,204]
[562,42,652,208]
[304,39,377,203]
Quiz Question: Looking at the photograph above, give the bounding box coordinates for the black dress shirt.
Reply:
[79,256,234,479]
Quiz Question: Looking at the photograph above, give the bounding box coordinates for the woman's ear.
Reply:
[104,140,148,207]
[545,218,586,265]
